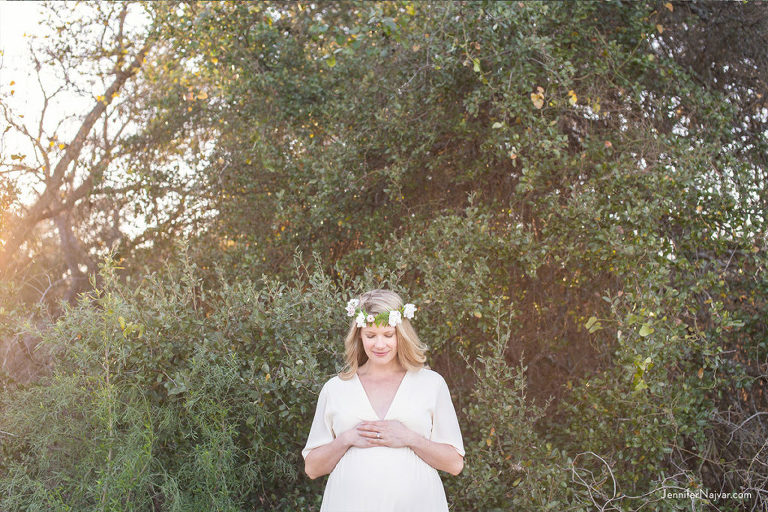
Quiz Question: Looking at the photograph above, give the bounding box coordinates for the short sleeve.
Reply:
[430,376,465,457]
[302,381,335,460]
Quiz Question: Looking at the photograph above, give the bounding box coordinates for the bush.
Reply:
[1,250,350,511]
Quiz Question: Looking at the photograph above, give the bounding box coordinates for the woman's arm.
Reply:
[408,434,464,476]
[304,431,352,480]
[358,420,464,475]
[304,425,374,479]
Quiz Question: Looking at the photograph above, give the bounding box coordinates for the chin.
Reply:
[370,354,396,364]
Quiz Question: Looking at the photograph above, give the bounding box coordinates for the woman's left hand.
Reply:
[357,420,420,449]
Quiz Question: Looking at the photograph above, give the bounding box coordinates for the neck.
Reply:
[360,360,405,377]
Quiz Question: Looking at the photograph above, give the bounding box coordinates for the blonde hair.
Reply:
[339,289,427,380]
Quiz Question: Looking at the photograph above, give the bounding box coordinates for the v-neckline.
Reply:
[355,370,409,421]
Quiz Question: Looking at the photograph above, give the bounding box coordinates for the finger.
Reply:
[359,428,385,440]
[357,426,382,437]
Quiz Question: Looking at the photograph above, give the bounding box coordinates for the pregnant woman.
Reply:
[302,289,465,512]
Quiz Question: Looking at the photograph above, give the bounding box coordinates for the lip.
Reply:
[372,351,389,357]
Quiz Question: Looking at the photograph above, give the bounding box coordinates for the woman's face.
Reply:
[360,323,399,367]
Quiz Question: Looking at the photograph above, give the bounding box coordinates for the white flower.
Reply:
[403,303,417,319]
[346,299,359,317]
[367,314,375,323]
[388,310,402,327]
[356,311,366,328]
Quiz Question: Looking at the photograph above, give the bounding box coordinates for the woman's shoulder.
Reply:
[320,373,355,393]
[411,366,448,387]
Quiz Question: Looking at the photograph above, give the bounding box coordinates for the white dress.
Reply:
[302,367,465,512]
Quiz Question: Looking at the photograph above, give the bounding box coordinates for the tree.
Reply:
[1,2,152,302]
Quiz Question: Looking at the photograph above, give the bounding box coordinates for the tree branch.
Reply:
[0,37,151,273]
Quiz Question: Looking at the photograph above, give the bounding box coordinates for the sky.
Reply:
[0,1,44,89]
[0,1,149,238]
[0,1,122,209]
[0,1,40,63]
[0,1,56,204]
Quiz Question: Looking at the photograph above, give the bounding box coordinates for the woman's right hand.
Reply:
[305,424,366,479]
[305,421,388,479]
[340,422,373,448]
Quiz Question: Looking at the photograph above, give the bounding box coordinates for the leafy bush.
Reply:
[1,250,348,511]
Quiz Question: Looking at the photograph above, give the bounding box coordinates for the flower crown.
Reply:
[346,299,417,328]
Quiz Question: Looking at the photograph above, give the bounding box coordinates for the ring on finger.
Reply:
[377,432,381,439]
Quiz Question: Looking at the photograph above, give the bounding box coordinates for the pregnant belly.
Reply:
[323,446,447,511]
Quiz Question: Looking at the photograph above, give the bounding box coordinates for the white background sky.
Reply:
[0,1,45,104]
[1,2,205,242]
[1,1,56,204]
[0,1,42,66]
[0,1,152,239]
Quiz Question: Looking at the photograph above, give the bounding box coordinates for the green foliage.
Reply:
[1,251,345,511]
[450,314,555,511]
